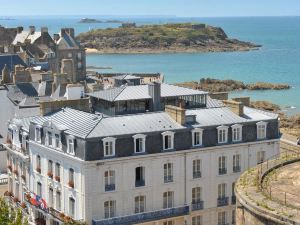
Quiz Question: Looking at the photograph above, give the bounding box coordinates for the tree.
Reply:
[0,197,28,225]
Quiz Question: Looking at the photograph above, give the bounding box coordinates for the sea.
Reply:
[1,16,300,115]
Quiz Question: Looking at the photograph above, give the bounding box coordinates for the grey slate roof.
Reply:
[7,83,39,104]
[88,111,184,138]
[0,54,27,73]
[31,108,102,138]
[88,84,207,102]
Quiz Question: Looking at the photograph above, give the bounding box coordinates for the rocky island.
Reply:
[79,18,124,24]
[76,23,261,54]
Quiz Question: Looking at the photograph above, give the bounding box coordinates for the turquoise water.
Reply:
[2,16,300,114]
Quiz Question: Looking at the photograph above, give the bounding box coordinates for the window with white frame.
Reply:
[69,197,75,217]
[233,154,241,173]
[164,163,173,183]
[104,170,115,191]
[163,191,174,209]
[135,195,146,213]
[193,159,201,179]
[232,124,242,142]
[133,134,146,153]
[48,188,53,207]
[162,131,174,150]
[37,182,42,197]
[192,215,202,225]
[56,191,61,211]
[67,137,75,155]
[257,151,266,164]
[218,156,227,175]
[217,126,228,144]
[36,155,41,172]
[54,134,61,149]
[47,131,53,146]
[163,221,173,225]
[218,183,226,199]
[257,121,267,139]
[192,128,203,146]
[35,126,41,142]
[218,211,227,225]
[192,187,202,204]
[103,137,116,157]
[104,200,116,218]
[69,168,74,187]
[232,209,236,224]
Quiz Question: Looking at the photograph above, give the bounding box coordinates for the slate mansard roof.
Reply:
[27,103,278,140]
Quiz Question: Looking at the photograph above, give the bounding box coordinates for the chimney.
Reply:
[61,28,66,36]
[29,26,35,34]
[231,97,250,107]
[53,34,60,41]
[41,27,48,34]
[17,26,23,33]
[223,100,244,116]
[148,82,161,111]
[165,105,186,125]
[66,28,75,38]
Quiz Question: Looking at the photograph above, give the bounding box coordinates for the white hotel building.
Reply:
[4,83,280,225]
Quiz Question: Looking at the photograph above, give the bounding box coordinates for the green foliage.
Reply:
[63,221,87,225]
[0,197,28,225]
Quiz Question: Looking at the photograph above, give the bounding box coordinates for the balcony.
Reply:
[231,196,236,205]
[217,197,229,207]
[92,205,189,225]
[218,168,227,175]
[233,166,241,173]
[135,180,145,187]
[191,201,204,211]
[105,184,116,192]
[3,143,29,161]
[164,176,173,183]
[193,171,201,179]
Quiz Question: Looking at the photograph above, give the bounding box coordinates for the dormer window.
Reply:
[232,124,242,142]
[103,137,116,157]
[46,131,53,146]
[35,127,41,142]
[67,136,75,155]
[133,134,146,153]
[54,134,61,149]
[217,126,228,144]
[192,128,203,147]
[257,121,267,140]
[162,131,174,151]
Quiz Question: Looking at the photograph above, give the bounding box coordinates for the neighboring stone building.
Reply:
[3,84,280,225]
[235,151,300,225]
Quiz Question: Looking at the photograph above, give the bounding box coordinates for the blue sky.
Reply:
[1,0,300,17]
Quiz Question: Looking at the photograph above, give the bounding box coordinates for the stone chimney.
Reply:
[41,27,48,34]
[61,28,66,36]
[232,97,250,107]
[65,28,75,38]
[148,82,161,111]
[29,26,35,34]
[17,26,23,33]
[1,64,11,84]
[223,99,244,116]
[165,105,186,125]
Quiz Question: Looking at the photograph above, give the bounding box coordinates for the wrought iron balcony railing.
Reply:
[217,197,229,207]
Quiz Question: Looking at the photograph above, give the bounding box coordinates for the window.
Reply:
[77,62,82,69]
[67,137,75,155]
[164,163,173,183]
[217,126,228,144]
[69,197,75,217]
[103,137,116,157]
[192,187,202,203]
[218,156,227,175]
[49,188,53,207]
[232,124,242,142]
[162,131,174,150]
[37,182,42,197]
[192,129,203,146]
[54,134,61,149]
[192,216,202,225]
[48,160,53,177]
[233,154,241,173]
[232,182,236,204]
[135,196,146,213]
[232,209,236,224]
[257,121,267,139]
[218,183,226,199]
[69,168,74,188]
[218,211,227,225]
[104,200,116,218]
[163,191,174,209]
[55,163,60,182]
[36,155,41,173]
[105,170,115,191]
[257,151,265,164]
[35,127,41,142]
[47,131,52,146]
[133,134,146,153]
[193,159,201,179]
[163,221,173,225]
[135,167,145,187]
[56,191,61,211]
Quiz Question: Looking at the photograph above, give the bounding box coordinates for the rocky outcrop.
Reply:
[77,23,261,54]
